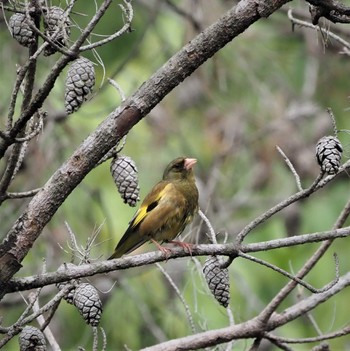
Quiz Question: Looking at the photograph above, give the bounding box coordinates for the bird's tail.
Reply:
[108,251,123,260]
[108,235,147,260]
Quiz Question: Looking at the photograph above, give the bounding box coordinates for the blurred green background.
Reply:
[1,0,350,350]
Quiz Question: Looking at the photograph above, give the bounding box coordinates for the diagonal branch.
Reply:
[138,271,350,351]
[257,195,350,324]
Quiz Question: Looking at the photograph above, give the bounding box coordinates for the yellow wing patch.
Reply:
[130,183,172,228]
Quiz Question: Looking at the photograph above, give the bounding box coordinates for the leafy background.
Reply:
[1,0,350,350]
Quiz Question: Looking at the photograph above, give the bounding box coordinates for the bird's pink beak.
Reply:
[184,158,197,170]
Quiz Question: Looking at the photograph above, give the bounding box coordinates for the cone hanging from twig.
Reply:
[19,326,46,351]
[316,135,343,175]
[9,13,35,47]
[73,283,102,327]
[203,255,230,308]
[43,6,71,56]
[110,155,140,207]
[65,57,95,114]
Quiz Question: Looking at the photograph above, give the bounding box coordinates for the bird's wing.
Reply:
[129,181,182,228]
[137,182,187,239]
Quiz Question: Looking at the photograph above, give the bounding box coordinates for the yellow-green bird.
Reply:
[109,157,199,259]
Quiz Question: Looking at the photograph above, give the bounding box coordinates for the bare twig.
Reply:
[64,221,104,264]
[14,110,44,143]
[264,325,350,344]
[93,327,98,351]
[241,226,350,252]
[164,0,202,31]
[224,307,235,351]
[107,78,126,102]
[276,145,302,191]
[32,299,61,351]
[79,0,133,51]
[198,209,217,244]
[238,252,338,294]
[10,115,38,182]
[5,188,42,199]
[235,172,324,245]
[267,338,293,351]
[288,9,350,50]
[156,263,196,334]
[101,327,107,351]
[326,107,338,136]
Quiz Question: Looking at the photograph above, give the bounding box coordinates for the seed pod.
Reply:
[9,13,35,47]
[56,263,80,304]
[43,6,71,56]
[110,155,140,207]
[316,136,343,175]
[73,283,102,327]
[19,326,46,351]
[203,256,230,308]
[65,57,95,114]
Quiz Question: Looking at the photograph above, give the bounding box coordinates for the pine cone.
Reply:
[43,6,71,56]
[65,57,95,114]
[73,283,102,327]
[203,256,230,308]
[110,155,140,207]
[316,136,343,175]
[19,326,46,351]
[9,13,35,47]
[56,263,79,304]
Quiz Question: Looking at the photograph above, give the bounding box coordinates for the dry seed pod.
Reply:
[56,263,80,304]
[43,6,71,56]
[110,155,140,207]
[9,13,35,47]
[203,256,230,308]
[73,283,102,327]
[19,326,46,351]
[65,57,95,114]
[316,136,343,175]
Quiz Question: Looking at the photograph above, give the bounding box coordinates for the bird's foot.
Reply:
[151,239,172,258]
[169,241,193,255]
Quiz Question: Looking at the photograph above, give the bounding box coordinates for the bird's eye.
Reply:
[173,161,183,170]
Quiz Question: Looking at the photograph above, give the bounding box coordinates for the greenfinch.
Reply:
[109,157,199,259]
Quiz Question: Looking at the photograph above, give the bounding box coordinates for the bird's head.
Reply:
[163,157,197,181]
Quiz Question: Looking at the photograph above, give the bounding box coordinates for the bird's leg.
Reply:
[168,240,193,255]
[151,238,172,257]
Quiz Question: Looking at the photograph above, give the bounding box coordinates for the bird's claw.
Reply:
[169,240,193,256]
[151,239,172,258]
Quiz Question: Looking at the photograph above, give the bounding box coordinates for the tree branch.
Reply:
[6,219,350,293]
[137,271,350,351]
